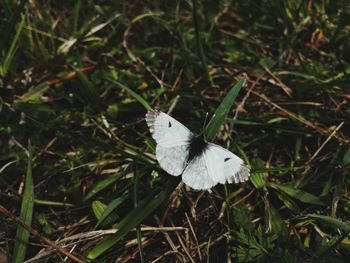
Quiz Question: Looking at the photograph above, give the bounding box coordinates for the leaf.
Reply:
[274,191,300,213]
[84,171,127,201]
[86,177,179,259]
[270,183,324,206]
[0,13,25,77]
[57,37,77,54]
[92,200,118,227]
[85,13,121,37]
[343,148,350,165]
[109,79,152,111]
[205,76,247,141]
[94,194,127,229]
[73,66,99,108]
[312,233,350,262]
[308,214,350,232]
[249,158,267,189]
[250,172,266,189]
[16,82,50,102]
[12,142,34,263]
[259,57,275,69]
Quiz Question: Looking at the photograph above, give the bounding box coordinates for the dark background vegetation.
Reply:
[1,0,350,262]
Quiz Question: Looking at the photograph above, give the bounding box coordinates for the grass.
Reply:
[0,0,349,262]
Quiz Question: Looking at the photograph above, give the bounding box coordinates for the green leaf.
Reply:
[249,158,267,188]
[73,66,100,108]
[250,172,266,189]
[84,171,127,201]
[205,77,247,141]
[109,79,152,111]
[86,177,179,259]
[312,233,349,262]
[308,214,350,232]
[270,183,324,206]
[274,191,300,213]
[16,82,50,102]
[92,200,118,227]
[192,0,211,84]
[12,142,34,263]
[0,13,25,77]
[94,194,127,229]
[259,57,275,69]
[343,148,350,165]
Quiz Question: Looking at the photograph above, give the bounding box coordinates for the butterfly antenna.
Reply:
[202,112,209,139]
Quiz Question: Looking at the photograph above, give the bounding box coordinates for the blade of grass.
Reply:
[205,76,247,141]
[94,194,128,229]
[16,81,50,102]
[133,160,144,263]
[34,199,74,207]
[108,79,152,111]
[84,171,127,201]
[92,200,118,227]
[192,0,212,84]
[0,13,25,77]
[270,183,324,206]
[86,176,179,259]
[12,142,34,263]
[312,232,350,263]
[73,66,100,108]
[307,214,350,232]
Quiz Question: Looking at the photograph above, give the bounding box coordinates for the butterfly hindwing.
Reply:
[182,155,217,190]
[204,143,250,184]
[146,111,192,176]
[156,144,189,176]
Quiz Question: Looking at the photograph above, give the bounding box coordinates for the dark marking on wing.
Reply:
[224,157,231,162]
[168,121,172,127]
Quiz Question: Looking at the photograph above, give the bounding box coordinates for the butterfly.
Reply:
[146,110,250,190]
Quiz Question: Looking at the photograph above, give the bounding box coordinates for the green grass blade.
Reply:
[16,82,50,102]
[270,183,324,206]
[86,177,179,259]
[192,0,211,84]
[133,161,144,263]
[84,171,127,201]
[73,66,99,108]
[92,200,118,227]
[0,13,25,77]
[94,194,128,229]
[109,79,152,111]
[205,77,247,141]
[312,232,350,262]
[307,214,350,232]
[12,142,34,263]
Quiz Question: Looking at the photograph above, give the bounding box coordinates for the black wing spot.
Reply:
[168,121,172,127]
[224,157,231,162]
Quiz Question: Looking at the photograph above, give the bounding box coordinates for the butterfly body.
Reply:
[187,134,208,164]
[146,110,250,190]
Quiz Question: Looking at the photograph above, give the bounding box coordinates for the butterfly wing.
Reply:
[182,155,218,190]
[146,111,192,176]
[203,143,250,184]
[146,111,250,188]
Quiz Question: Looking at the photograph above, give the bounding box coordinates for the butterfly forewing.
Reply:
[204,143,250,184]
[146,111,192,176]
[146,111,192,147]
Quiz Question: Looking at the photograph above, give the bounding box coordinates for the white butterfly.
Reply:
[146,110,250,190]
